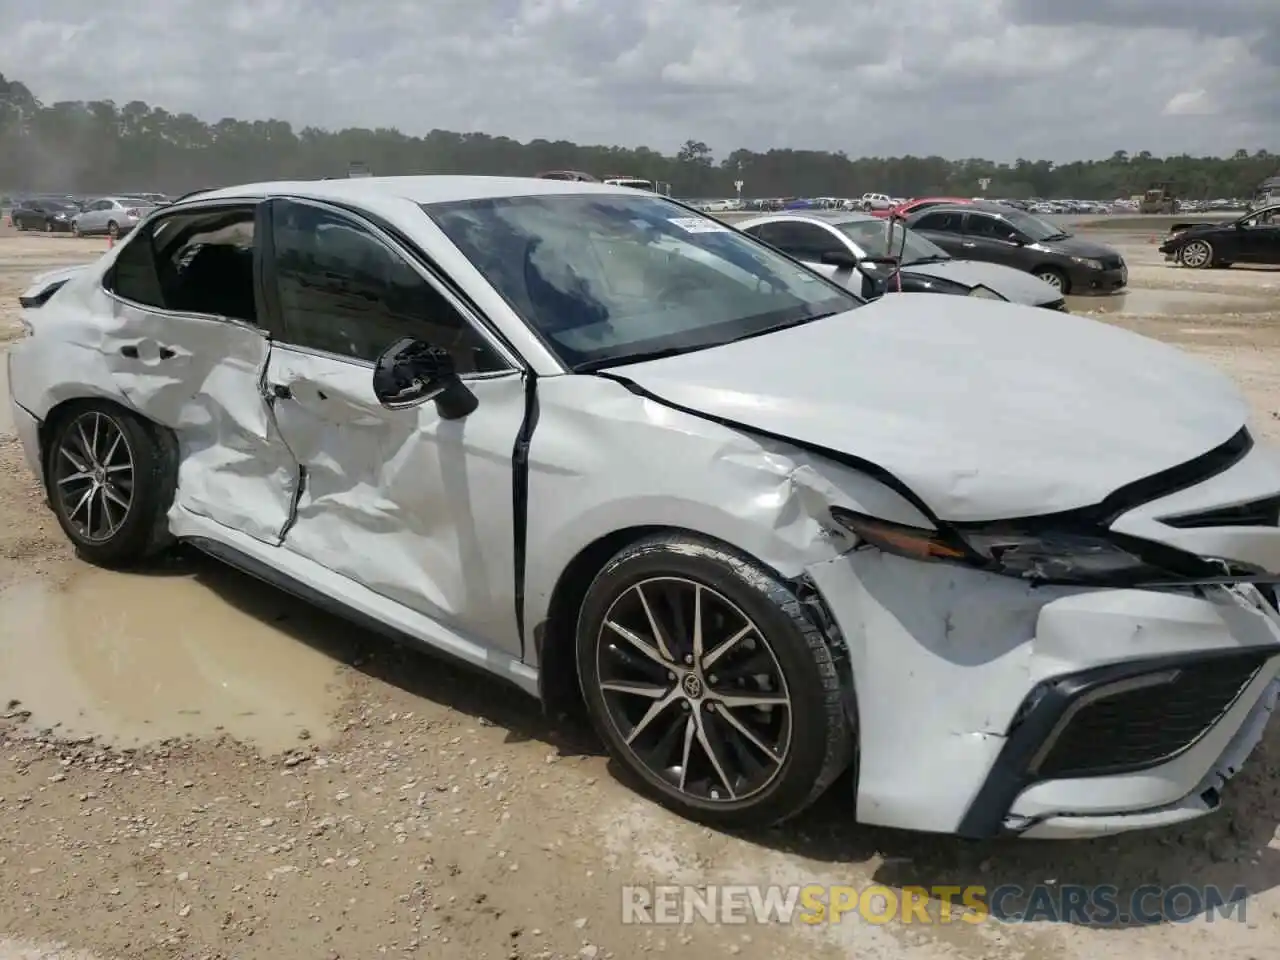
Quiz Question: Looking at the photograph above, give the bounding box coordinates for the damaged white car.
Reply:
[9,176,1280,839]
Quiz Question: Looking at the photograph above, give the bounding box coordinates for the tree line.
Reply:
[2,73,1276,201]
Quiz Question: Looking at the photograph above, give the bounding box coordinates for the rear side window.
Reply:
[105,205,258,323]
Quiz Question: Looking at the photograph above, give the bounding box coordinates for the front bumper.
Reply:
[805,550,1280,839]
[1071,264,1127,294]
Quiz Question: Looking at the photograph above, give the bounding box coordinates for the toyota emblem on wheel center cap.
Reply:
[681,673,704,699]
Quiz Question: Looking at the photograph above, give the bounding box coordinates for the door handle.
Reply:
[961,242,976,248]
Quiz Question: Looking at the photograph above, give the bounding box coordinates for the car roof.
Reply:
[745,210,879,225]
[189,175,640,206]
[907,204,990,216]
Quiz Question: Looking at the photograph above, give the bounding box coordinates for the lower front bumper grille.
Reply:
[1032,652,1270,778]
[955,646,1278,839]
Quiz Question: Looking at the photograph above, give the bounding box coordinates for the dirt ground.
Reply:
[2,227,1280,960]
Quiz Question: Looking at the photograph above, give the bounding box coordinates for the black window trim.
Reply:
[261,195,522,378]
[100,196,265,332]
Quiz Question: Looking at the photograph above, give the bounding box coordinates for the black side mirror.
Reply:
[819,249,860,269]
[372,337,478,419]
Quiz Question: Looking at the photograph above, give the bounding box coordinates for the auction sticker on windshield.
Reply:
[668,217,730,233]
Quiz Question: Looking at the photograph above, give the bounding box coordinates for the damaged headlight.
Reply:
[829,508,1170,585]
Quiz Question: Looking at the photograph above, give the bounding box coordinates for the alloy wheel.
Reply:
[1035,269,1064,289]
[595,576,792,803]
[1181,241,1210,268]
[51,411,136,543]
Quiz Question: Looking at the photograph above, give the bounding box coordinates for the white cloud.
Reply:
[1,0,1276,160]
[1163,89,1215,116]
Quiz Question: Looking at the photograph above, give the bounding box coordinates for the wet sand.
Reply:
[1,228,1280,960]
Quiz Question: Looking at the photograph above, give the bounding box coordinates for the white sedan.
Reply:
[9,176,1280,839]
[736,211,1067,308]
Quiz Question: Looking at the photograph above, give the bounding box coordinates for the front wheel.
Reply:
[1179,239,1213,268]
[1033,266,1069,293]
[107,220,120,239]
[576,533,852,828]
[44,403,176,568]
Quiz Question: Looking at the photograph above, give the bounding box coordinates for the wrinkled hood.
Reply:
[1038,234,1118,258]
[903,259,1062,305]
[612,296,1248,522]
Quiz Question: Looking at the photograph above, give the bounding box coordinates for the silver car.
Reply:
[71,197,156,238]
[737,211,1066,308]
[10,177,1280,839]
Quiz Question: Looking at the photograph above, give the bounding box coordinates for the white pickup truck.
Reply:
[860,192,892,211]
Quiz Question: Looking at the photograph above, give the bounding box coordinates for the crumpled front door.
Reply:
[263,345,528,657]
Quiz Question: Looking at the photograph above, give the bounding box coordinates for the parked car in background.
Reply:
[10,197,79,232]
[1159,203,1280,269]
[11,174,1280,840]
[871,196,973,220]
[860,192,892,211]
[71,197,157,238]
[737,211,1067,309]
[906,204,1126,294]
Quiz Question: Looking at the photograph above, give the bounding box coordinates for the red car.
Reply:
[871,196,974,219]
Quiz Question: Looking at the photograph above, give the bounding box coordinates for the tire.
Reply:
[45,220,54,233]
[1033,266,1069,293]
[1179,239,1213,269]
[72,222,82,238]
[107,220,119,239]
[576,533,852,828]
[15,219,25,232]
[44,402,176,568]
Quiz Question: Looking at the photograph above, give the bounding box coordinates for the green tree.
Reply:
[1,72,1275,202]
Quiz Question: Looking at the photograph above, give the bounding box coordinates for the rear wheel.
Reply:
[1179,239,1213,268]
[1033,266,1069,293]
[45,219,54,233]
[44,403,176,568]
[107,220,120,239]
[576,533,852,828]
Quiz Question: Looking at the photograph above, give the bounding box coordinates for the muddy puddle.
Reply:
[0,561,348,751]
[1068,288,1275,316]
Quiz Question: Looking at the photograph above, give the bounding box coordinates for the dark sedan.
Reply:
[10,198,80,233]
[1159,203,1280,268]
[905,204,1127,295]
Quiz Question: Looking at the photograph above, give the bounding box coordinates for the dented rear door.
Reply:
[103,200,300,543]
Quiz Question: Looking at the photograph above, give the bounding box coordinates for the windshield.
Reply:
[426,194,859,370]
[832,219,949,263]
[999,208,1066,240]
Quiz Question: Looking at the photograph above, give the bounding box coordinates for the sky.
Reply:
[4,0,1278,162]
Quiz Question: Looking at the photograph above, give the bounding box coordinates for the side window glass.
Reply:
[750,222,841,260]
[916,212,961,232]
[106,206,258,323]
[105,226,165,308]
[744,223,787,249]
[966,216,1016,241]
[151,207,258,322]
[786,224,845,260]
[270,201,507,373]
